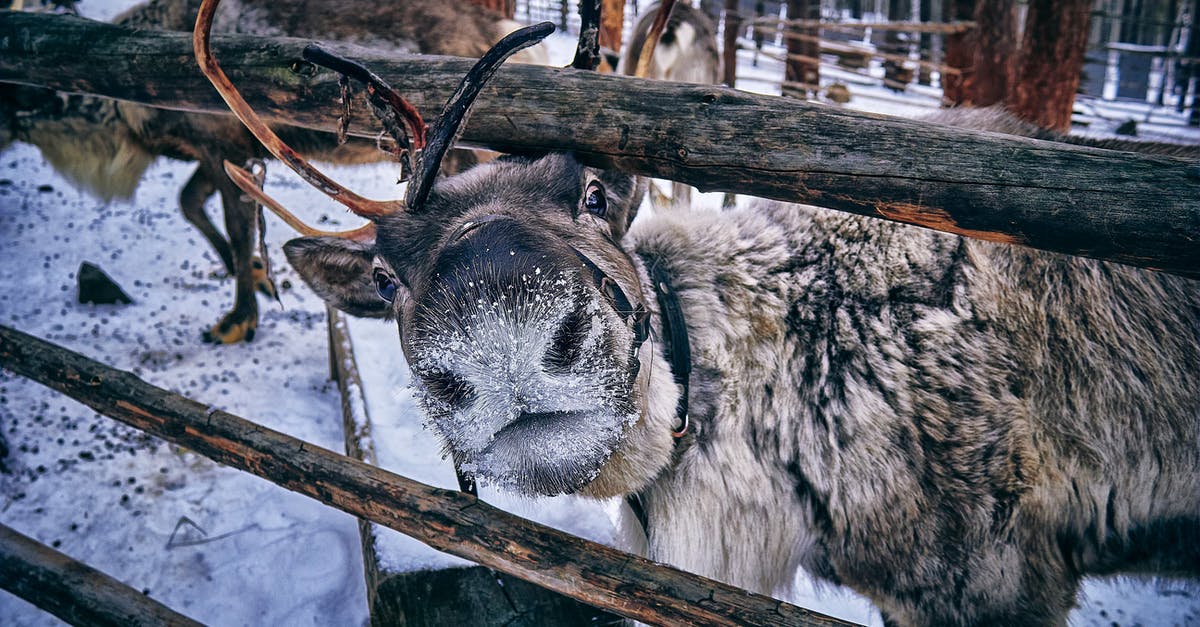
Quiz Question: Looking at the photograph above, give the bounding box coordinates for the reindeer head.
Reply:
[195,0,679,497]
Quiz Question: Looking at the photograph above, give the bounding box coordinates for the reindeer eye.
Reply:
[584,182,607,217]
[373,269,397,303]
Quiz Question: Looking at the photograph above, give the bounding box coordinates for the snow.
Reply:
[0,146,374,626]
[1,2,1197,626]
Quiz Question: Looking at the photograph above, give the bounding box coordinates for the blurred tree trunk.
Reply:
[1188,0,1200,125]
[962,0,1015,105]
[784,0,820,97]
[918,0,935,85]
[1120,0,1141,43]
[601,0,626,51]
[942,0,974,102]
[883,0,912,90]
[465,0,515,19]
[722,0,740,86]
[848,0,864,19]
[1009,0,1092,133]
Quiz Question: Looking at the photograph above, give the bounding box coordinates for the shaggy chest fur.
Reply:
[626,201,1200,624]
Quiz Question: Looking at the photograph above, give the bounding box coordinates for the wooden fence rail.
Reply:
[0,324,854,627]
[0,12,1198,279]
[0,523,203,627]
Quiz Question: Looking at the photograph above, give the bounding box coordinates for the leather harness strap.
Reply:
[624,257,691,537]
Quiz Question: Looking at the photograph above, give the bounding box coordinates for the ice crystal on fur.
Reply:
[410,262,637,495]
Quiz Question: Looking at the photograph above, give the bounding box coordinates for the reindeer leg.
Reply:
[180,166,235,274]
[201,167,259,344]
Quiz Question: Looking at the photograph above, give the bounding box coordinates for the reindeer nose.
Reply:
[543,302,592,374]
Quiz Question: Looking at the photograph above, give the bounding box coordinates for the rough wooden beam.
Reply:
[0,12,1197,279]
[0,324,854,627]
[0,523,203,627]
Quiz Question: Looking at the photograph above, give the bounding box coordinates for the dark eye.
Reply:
[373,269,397,302]
[584,182,607,217]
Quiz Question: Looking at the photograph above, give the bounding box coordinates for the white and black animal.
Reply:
[621,0,720,208]
[0,0,544,343]
[195,4,1200,624]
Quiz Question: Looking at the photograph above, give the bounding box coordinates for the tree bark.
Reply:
[784,0,820,97]
[918,0,936,85]
[1,12,1198,278]
[722,0,740,86]
[0,324,853,627]
[1009,0,1092,133]
[964,0,1015,105]
[0,524,203,627]
[941,0,974,103]
[883,0,907,88]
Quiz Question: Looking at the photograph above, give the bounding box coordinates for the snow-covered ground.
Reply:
[0,146,374,625]
[2,2,1198,626]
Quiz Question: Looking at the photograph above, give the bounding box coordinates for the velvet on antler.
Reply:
[302,44,428,181]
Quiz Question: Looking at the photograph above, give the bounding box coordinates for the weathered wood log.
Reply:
[0,523,202,627]
[325,308,617,627]
[0,324,854,627]
[0,12,1197,279]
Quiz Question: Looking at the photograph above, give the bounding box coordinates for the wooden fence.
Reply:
[0,324,854,626]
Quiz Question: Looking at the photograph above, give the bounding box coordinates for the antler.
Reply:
[193,0,402,219]
[407,21,555,211]
[223,161,377,242]
[302,44,427,182]
[633,0,680,78]
[571,0,603,71]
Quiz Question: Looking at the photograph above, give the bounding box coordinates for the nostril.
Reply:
[544,307,591,374]
[423,369,476,406]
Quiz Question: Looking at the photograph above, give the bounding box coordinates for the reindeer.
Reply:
[0,0,544,343]
[621,1,720,208]
[193,0,1199,623]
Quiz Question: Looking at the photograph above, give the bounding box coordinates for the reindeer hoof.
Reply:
[202,315,257,344]
[251,257,277,298]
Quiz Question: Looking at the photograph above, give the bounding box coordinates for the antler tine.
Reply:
[302,44,427,180]
[193,0,401,219]
[224,161,377,242]
[407,21,556,211]
[633,0,680,78]
[571,0,602,71]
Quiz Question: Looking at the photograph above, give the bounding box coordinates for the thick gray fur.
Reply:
[287,108,1198,623]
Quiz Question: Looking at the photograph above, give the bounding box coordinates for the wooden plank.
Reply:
[325,308,616,626]
[0,523,202,627]
[0,324,855,627]
[0,12,1197,278]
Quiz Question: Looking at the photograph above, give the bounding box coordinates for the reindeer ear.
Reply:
[283,237,389,318]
